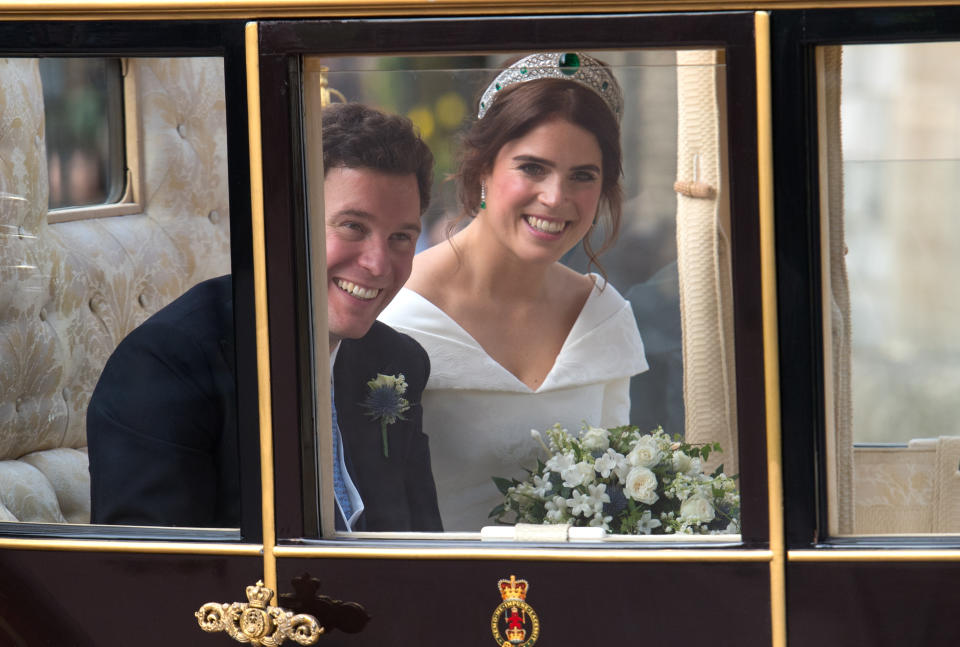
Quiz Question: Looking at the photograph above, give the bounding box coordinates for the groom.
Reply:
[88,103,442,532]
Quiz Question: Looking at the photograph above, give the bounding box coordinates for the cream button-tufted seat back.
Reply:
[0,57,231,523]
[854,438,960,534]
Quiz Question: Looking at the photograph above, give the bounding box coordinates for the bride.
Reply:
[379,52,648,530]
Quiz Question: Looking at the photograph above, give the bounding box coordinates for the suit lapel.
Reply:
[333,323,426,531]
[333,340,379,531]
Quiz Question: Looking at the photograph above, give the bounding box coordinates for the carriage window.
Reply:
[0,56,233,532]
[39,58,142,223]
[304,52,742,540]
[823,42,960,536]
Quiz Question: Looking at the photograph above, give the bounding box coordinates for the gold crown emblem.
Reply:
[498,575,529,602]
[505,619,526,643]
[245,580,275,609]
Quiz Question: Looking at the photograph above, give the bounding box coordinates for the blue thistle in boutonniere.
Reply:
[361,373,410,458]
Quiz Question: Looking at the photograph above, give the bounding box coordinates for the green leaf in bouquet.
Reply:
[528,499,547,522]
[492,476,515,495]
[488,503,506,520]
[548,471,563,492]
[711,463,725,478]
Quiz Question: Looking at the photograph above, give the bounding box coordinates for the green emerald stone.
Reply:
[520,67,528,75]
[559,52,580,75]
[495,83,502,90]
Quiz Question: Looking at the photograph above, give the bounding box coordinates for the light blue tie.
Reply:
[330,382,354,522]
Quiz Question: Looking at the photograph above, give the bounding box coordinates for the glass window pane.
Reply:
[39,58,125,209]
[0,57,233,532]
[825,42,960,535]
[304,52,741,540]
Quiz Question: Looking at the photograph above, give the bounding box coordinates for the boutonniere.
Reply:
[361,373,411,458]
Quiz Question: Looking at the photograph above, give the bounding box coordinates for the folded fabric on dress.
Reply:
[380,275,648,531]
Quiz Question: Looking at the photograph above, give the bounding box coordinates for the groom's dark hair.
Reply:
[321,102,434,215]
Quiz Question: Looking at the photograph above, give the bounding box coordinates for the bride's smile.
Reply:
[524,215,568,235]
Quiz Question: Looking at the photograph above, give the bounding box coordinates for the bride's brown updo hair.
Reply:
[455,57,624,267]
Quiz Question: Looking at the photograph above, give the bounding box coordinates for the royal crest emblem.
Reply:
[490,575,540,646]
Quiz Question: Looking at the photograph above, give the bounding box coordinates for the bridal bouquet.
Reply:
[489,423,740,535]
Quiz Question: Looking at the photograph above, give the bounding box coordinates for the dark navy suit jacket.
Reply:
[87,275,442,532]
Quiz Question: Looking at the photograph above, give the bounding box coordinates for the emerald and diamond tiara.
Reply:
[477,52,623,123]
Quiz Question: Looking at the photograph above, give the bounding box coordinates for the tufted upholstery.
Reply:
[854,438,960,534]
[0,57,231,523]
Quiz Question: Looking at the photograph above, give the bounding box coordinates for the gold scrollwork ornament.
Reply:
[196,581,324,646]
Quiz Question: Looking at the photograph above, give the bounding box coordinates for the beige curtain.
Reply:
[817,47,855,535]
[674,50,737,476]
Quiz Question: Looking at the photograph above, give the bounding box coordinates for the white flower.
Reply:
[531,429,552,454]
[586,483,611,510]
[679,494,716,524]
[635,510,662,535]
[543,424,569,452]
[689,458,703,475]
[627,435,662,468]
[568,490,595,517]
[545,495,569,522]
[561,460,595,488]
[589,512,613,529]
[624,466,659,505]
[514,482,536,498]
[594,448,627,479]
[531,474,553,497]
[614,462,632,482]
[545,451,575,474]
[581,425,610,452]
[672,450,693,474]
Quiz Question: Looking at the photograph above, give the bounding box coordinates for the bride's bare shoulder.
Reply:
[550,264,597,301]
[405,241,458,300]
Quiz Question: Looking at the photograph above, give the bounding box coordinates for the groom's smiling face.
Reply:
[324,165,422,348]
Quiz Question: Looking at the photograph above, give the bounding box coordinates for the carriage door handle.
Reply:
[196,575,370,644]
[196,580,323,645]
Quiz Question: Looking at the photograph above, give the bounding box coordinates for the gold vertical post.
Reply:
[755,10,787,647]
[244,20,278,600]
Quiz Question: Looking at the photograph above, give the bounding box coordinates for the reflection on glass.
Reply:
[0,57,231,528]
[830,43,960,534]
[307,52,739,538]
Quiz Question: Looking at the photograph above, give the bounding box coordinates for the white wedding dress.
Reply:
[379,275,648,531]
